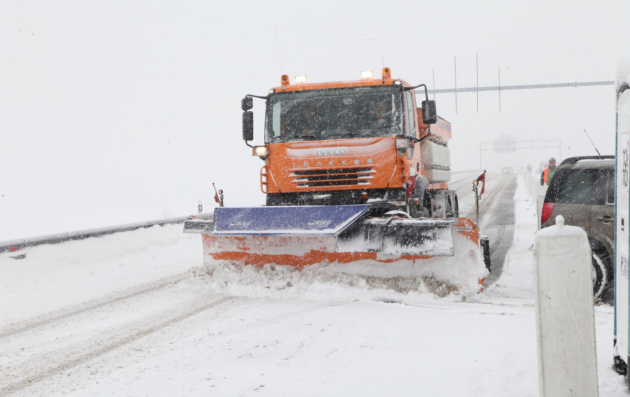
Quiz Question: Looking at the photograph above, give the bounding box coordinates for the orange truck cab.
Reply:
[241,68,457,219]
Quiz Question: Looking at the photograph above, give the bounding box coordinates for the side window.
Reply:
[272,102,282,137]
[405,91,417,138]
[590,169,608,205]
[404,91,416,160]
[556,170,596,204]
[555,169,611,205]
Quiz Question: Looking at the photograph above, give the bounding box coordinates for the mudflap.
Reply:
[187,205,489,295]
[480,236,491,272]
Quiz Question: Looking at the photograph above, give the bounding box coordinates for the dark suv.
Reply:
[541,155,615,300]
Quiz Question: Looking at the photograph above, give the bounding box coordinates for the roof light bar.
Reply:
[360,70,373,80]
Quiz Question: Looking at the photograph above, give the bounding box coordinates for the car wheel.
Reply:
[592,252,608,299]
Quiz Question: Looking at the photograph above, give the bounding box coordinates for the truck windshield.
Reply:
[265,86,403,143]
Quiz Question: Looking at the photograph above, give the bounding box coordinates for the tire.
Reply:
[446,192,459,219]
[592,252,608,299]
[480,236,491,272]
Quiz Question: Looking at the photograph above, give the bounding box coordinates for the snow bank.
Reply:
[0,224,199,325]
[192,259,470,306]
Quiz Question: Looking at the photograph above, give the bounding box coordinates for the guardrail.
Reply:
[0,212,214,253]
[521,168,548,230]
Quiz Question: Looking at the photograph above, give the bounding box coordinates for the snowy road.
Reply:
[450,171,518,284]
[1,176,627,396]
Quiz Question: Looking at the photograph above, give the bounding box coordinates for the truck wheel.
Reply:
[592,252,608,299]
[445,192,459,218]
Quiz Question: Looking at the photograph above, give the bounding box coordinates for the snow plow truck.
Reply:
[185,68,491,295]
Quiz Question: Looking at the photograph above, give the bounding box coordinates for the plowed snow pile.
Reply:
[194,260,463,303]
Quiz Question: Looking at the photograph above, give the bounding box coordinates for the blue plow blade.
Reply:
[212,205,369,236]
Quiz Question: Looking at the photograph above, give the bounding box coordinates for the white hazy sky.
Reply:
[1,0,627,240]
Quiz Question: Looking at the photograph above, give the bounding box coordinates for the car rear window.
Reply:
[552,169,614,205]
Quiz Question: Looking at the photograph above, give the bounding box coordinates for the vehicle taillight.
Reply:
[541,203,554,225]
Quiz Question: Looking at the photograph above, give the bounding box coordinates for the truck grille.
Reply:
[290,167,375,188]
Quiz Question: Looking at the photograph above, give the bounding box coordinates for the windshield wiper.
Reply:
[325,132,372,138]
[285,134,319,141]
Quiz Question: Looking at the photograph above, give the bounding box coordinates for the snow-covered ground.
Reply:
[0,176,627,396]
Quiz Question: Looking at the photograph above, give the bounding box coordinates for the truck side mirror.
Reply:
[243,111,254,141]
[242,96,253,111]
[422,100,437,124]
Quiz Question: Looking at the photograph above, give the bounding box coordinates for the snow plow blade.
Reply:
[184,205,489,294]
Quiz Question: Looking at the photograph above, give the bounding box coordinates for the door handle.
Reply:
[597,216,613,224]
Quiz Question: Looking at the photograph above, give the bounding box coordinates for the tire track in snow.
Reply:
[452,172,505,211]
[2,295,348,396]
[449,173,479,199]
[464,174,509,220]
[474,175,517,285]
[453,174,516,285]
[0,271,192,340]
[0,295,235,396]
[401,301,531,316]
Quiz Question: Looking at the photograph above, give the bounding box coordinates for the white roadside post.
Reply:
[533,215,598,397]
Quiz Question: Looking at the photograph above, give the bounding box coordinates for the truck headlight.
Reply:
[253,146,268,157]
[395,138,411,149]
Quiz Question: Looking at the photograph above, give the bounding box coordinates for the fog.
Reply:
[1,0,627,240]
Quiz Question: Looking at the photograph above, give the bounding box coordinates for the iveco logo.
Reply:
[293,158,373,168]
[315,148,348,156]
[307,220,333,227]
[229,221,252,228]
